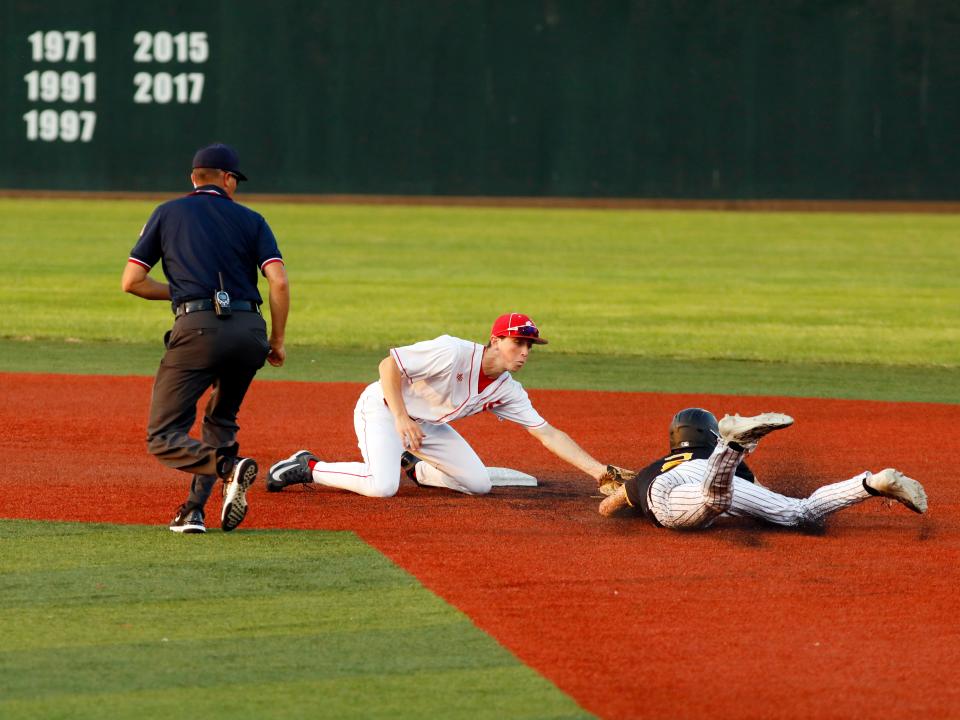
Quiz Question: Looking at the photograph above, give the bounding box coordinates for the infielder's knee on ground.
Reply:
[417,461,491,495]
[357,468,401,498]
[456,469,492,495]
[365,479,401,497]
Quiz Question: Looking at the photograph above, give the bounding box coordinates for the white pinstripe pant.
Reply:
[649,441,872,529]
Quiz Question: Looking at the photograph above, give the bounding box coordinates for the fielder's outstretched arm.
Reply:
[528,423,606,481]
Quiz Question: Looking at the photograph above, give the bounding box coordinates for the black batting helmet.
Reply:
[668,408,720,450]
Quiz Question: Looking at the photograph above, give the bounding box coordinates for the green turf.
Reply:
[2,199,958,367]
[2,198,958,402]
[1,337,955,403]
[0,520,591,720]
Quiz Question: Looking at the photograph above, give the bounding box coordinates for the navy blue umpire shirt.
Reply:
[128,185,283,307]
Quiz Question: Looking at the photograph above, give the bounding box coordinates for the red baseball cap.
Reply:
[490,313,548,345]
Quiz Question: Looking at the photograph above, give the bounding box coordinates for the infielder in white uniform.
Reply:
[268,313,628,497]
[599,408,928,529]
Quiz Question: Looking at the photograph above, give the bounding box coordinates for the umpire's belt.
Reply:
[174,299,261,317]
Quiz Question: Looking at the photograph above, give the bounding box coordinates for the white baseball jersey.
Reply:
[390,335,546,427]
[308,335,546,497]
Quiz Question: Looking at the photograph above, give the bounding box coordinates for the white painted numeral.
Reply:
[79,111,96,141]
[23,110,96,142]
[132,31,152,62]
[27,31,95,62]
[134,72,204,103]
[188,32,209,63]
[24,70,96,103]
[152,31,173,62]
[133,31,209,63]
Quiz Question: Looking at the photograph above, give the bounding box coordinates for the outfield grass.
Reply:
[2,199,958,368]
[2,198,957,402]
[0,520,590,720]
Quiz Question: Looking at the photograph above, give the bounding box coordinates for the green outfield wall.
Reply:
[3,1,958,199]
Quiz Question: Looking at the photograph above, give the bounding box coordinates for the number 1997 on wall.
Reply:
[23,109,96,142]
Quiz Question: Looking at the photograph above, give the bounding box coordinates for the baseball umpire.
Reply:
[598,408,927,529]
[121,143,289,534]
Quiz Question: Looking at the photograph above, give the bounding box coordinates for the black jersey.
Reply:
[623,446,755,526]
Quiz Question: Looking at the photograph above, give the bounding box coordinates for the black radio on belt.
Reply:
[214,272,232,317]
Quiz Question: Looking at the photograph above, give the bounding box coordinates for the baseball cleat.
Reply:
[266,450,318,492]
[400,451,422,486]
[866,468,927,514]
[718,412,794,449]
[169,506,205,534]
[221,457,258,531]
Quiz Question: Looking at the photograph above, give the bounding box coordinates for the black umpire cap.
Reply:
[192,143,248,181]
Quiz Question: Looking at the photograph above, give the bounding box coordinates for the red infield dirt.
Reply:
[3,372,958,720]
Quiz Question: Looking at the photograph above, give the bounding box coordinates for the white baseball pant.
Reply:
[309,384,492,497]
[649,441,872,529]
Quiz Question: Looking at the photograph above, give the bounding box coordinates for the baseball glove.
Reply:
[597,464,637,496]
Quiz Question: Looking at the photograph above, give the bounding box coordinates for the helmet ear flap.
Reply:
[669,408,720,451]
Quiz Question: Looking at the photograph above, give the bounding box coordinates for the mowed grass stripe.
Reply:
[2,588,460,650]
[0,339,956,403]
[1,629,538,697]
[0,521,591,720]
[0,670,587,720]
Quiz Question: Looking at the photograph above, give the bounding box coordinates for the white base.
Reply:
[487,467,538,487]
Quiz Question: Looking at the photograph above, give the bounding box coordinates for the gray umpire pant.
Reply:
[146,309,270,510]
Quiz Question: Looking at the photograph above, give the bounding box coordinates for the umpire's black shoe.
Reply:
[266,450,319,492]
[400,451,423,486]
[221,457,258,532]
[169,506,205,534]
